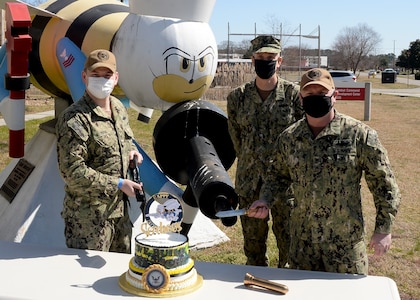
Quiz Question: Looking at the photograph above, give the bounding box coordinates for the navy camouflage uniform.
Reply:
[56,93,137,253]
[227,76,303,266]
[261,111,401,274]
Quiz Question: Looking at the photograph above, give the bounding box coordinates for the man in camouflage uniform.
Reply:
[248,68,401,274]
[227,35,304,267]
[56,49,143,253]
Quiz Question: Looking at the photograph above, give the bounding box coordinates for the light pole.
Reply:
[393,40,396,69]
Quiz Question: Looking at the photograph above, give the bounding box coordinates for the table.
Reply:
[0,241,400,300]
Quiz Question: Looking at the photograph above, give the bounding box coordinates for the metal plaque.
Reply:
[0,158,35,203]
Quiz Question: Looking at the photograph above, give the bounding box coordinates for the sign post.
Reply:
[335,82,371,121]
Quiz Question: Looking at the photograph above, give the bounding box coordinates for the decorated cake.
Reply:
[119,193,202,297]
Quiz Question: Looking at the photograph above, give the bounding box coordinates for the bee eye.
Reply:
[181,58,190,72]
[198,56,207,72]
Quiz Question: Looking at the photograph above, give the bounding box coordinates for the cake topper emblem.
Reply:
[141,192,183,236]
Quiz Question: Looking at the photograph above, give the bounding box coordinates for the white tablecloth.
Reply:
[0,241,400,300]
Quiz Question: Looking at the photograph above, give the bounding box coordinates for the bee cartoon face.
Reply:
[152,45,216,103]
[113,14,217,110]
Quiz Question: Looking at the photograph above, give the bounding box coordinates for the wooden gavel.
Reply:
[244,273,289,294]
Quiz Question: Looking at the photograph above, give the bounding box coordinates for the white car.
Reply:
[368,70,377,76]
[329,70,357,85]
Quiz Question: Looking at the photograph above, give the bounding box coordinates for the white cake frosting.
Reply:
[136,232,186,247]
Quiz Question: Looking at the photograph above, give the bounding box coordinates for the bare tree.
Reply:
[332,23,381,72]
[263,14,298,49]
[265,14,283,35]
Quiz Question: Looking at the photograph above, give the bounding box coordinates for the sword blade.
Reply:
[215,208,248,218]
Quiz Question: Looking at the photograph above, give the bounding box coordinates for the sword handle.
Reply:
[244,273,289,294]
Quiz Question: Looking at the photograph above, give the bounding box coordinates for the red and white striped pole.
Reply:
[4,2,31,158]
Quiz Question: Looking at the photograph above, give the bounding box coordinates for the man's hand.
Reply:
[369,233,392,256]
[120,179,143,198]
[247,200,270,219]
[129,150,143,165]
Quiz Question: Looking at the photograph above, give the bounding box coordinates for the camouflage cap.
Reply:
[251,35,281,54]
[300,68,335,91]
[84,49,117,73]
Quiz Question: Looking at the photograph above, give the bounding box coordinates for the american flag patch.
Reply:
[62,54,75,68]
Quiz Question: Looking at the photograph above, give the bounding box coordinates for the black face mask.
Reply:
[254,59,277,79]
[302,93,334,118]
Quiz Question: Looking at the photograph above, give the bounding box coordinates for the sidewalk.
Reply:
[0,110,55,127]
[371,74,420,97]
[371,87,420,98]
